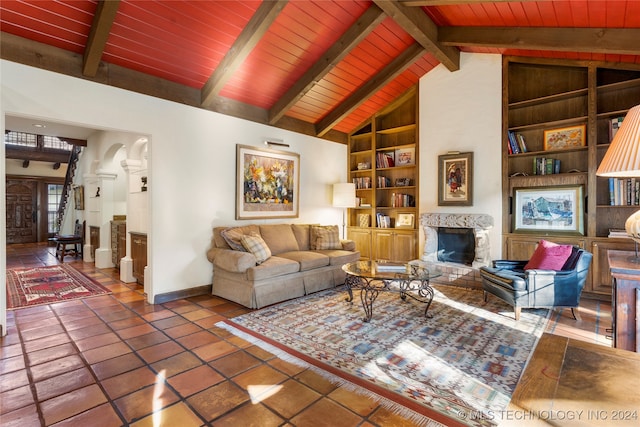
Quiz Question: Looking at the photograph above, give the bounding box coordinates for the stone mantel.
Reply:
[420,213,494,268]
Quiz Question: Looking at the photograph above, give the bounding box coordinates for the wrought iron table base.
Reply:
[344,274,434,322]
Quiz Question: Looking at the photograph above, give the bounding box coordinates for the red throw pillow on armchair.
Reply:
[524,239,573,271]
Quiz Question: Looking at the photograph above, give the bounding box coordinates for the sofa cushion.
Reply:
[311,225,341,250]
[247,256,300,281]
[314,249,360,266]
[241,233,272,264]
[524,239,573,271]
[292,224,312,250]
[260,224,299,255]
[277,251,330,271]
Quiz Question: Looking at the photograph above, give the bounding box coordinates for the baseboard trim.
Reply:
[153,284,212,304]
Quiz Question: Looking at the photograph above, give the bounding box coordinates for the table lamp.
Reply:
[333,183,356,239]
[596,104,640,261]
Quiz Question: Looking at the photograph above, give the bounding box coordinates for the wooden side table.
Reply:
[608,250,640,352]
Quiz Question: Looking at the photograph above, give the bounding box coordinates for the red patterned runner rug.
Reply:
[217,285,549,427]
[6,264,112,309]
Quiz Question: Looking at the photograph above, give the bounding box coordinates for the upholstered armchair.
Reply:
[479,242,592,320]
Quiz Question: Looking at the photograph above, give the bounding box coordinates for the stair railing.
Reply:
[55,145,82,233]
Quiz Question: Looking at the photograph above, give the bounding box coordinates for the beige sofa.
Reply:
[206,224,360,309]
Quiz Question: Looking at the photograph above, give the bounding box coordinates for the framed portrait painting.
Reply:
[438,152,473,206]
[236,144,300,220]
[513,185,584,235]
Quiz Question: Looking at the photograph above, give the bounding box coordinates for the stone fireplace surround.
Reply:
[419,212,494,289]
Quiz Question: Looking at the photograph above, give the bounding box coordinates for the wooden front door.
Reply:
[6,179,38,244]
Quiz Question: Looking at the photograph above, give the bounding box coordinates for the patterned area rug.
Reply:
[6,264,112,309]
[217,285,549,427]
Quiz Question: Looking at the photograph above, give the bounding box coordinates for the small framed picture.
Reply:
[395,213,415,228]
[395,147,415,166]
[438,152,473,206]
[543,125,586,151]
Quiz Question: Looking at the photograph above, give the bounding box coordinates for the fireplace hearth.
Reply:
[420,212,494,289]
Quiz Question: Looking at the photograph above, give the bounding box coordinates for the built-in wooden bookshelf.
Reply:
[347,86,419,262]
[503,57,640,298]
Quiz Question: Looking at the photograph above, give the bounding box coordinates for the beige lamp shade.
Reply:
[333,183,356,208]
[596,104,640,177]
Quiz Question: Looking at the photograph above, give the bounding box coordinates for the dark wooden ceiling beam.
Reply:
[83,0,120,77]
[201,0,288,107]
[6,147,71,164]
[268,4,385,125]
[316,43,426,137]
[439,27,640,55]
[373,0,459,72]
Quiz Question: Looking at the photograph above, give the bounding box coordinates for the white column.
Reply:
[93,169,118,268]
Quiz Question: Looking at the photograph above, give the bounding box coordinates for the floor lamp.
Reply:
[596,103,640,261]
[333,183,356,239]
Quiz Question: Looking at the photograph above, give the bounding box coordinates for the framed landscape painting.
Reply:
[438,152,473,206]
[543,124,586,151]
[513,185,584,235]
[236,144,300,220]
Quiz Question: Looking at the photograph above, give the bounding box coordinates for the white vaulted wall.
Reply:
[1,60,348,309]
[419,53,503,262]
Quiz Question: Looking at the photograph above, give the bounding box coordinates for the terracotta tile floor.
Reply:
[2,243,612,426]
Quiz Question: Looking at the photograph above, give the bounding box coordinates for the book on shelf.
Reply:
[376,151,395,168]
[507,131,520,154]
[352,176,371,189]
[377,176,391,188]
[608,178,640,206]
[507,131,528,154]
[390,192,415,208]
[532,157,560,175]
[609,116,624,141]
[376,213,391,228]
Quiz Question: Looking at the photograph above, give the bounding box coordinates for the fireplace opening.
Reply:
[437,227,475,266]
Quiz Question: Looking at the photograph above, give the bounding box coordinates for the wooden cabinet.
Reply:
[347,86,419,262]
[503,57,640,299]
[608,250,640,352]
[130,232,147,285]
[591,238,636,296]
[372,229,417,262]
[110,220,126,269]
[349,228,372,260]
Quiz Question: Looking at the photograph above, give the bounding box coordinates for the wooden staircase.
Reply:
[55,145,82,233]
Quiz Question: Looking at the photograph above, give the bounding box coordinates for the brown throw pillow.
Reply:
[220,228,247,251]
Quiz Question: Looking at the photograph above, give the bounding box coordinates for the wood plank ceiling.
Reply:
[2,0,640,143]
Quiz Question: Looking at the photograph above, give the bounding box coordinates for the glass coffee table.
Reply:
[342,260,442,322]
